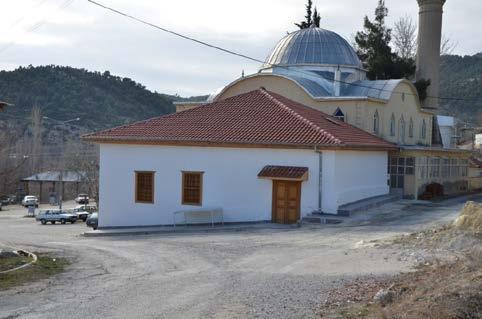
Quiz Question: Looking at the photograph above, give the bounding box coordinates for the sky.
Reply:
[0,0,481,97]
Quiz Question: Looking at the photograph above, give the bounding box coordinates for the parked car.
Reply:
[0,195,11,206]
[69,205,96,222]
[8,194,17,204]
[35,209,77,224]
[86,212,98,230]
[22,195,39,207]
[75,194,89,204]
[75,204,97,213]
[0,202,2,211]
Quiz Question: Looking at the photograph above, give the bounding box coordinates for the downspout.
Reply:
[315,146,322,212]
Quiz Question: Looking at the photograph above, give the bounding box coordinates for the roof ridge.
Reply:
[259,89,343,145]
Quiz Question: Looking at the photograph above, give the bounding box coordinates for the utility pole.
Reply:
[59,170,63,210]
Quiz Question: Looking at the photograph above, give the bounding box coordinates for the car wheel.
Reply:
[93,226,97,230]
[82,217,87,222]
[60,219,66,224]
[71,220,76,224]
[41,219,46,225]
[35,204,38,208]
[51,221,56,225]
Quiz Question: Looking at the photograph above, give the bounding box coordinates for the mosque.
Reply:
[85,0,471,228]
[175,0,469,200]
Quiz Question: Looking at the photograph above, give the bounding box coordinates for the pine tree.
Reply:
[355,1,416,80]
[312,7,321,27]
[355,0,394,79]
[295,0,313,29]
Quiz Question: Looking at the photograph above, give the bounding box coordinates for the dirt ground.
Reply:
[0,196,481,319]
[320,201,482,319]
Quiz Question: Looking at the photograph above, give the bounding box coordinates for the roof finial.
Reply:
[310,21,317,28]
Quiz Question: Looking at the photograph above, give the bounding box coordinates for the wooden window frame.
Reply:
[181,171,204,206]
[135,171,155,204]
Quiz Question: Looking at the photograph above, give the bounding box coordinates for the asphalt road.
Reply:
[0,197,478,319]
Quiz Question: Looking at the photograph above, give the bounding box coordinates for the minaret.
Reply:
[415,0,446,110]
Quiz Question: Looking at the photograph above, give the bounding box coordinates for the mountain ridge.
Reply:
[0,65,207,131]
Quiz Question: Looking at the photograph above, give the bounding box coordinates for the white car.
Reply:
[69,205,97,222]
[75,194,89,204]
[22,195,39,207]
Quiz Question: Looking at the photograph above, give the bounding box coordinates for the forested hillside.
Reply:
[0,65,207,131]
[0,56,480,132]
[439,53,482,123]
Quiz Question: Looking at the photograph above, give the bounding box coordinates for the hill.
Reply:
[1,57,481,132]
[439,53,482,123]
[0,65,207,131]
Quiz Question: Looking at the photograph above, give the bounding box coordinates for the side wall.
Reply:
[322,150,389,214]
[99,145,320,227]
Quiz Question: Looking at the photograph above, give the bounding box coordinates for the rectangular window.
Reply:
[182,171,203,205]
[135,171,154,203]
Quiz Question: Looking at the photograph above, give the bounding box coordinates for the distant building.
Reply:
[22,171,88,203]
[475,134,482,149]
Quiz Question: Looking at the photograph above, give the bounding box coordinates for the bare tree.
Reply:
[440,34,458,56]
[0,122,31,195]
[392,15,417,59]
[29,105,43,174]
[62,141,100,206]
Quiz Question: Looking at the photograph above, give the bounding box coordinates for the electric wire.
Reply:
[0,0,76,54]
[86,0,482,105]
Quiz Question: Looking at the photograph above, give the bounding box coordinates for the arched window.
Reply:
[390,113,396,136]
[333,108,345,122]
[373,110,380,134]
[409,118,414,138]
[421,119,427,139]
[399,116,405,144]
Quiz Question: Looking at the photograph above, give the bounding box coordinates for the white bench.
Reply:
[173,207,224,228]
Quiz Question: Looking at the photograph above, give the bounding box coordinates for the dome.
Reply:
[262,26,362,69]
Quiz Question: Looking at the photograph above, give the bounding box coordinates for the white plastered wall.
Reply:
[321,150,389,214]
[98,144,320,228]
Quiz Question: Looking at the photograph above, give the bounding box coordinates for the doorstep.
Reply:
[83,222,297,237]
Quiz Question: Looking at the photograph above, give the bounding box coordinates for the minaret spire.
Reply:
[415,0,446,110]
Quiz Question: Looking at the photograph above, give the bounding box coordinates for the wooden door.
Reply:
[272,180,301,224]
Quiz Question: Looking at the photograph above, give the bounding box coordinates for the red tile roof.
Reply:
[83,89,397,150]
[258,166,308,180]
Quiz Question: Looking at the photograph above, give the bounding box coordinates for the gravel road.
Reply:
[0,196,479,319]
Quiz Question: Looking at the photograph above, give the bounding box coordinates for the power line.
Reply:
[86,0,482,105]
[0,0,76,54]
[3,0,51,32]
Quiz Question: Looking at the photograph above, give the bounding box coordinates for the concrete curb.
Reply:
[0,249,38,274]
[83,224,298,237]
